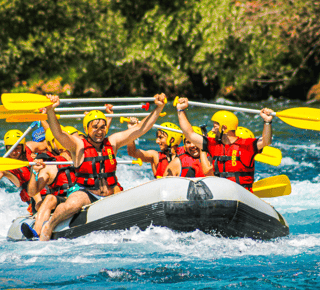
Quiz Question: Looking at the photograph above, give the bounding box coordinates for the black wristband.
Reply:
[264,120,272,125]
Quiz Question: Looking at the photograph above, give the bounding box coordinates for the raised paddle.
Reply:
[0,103,150,119]
[0,105,36,119]
[173,97,320,131]
[252,175,291,198]
[1,93,167,111]
[3,121,40,158]
[5,112,167,123]
[55,103,150,112]
[0,157,143,171]
[120,117,282,166]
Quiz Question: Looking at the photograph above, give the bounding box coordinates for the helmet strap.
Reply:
[164,144,173,162]
[218,129,224,144]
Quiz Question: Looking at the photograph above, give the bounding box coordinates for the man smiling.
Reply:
[164,126,205,178]
[39,93,167,241]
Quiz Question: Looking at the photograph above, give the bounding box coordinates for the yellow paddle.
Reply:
[252,175,291,198]
[0,105,37,119]
[1,93,167,111]
[5,112,167,123]
[255,146,282,167]
[0,157,143,171]
[173,97,320,131]
[0,103,150,119]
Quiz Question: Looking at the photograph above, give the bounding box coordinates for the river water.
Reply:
[0,97,319,289]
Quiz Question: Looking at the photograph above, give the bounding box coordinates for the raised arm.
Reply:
[200,151,213,176]
[126,117,158,163]
[257,108,273,150]
[176,98,204,150]
[105,104,113,132]
[109,93,166,151]
[45,95,82,154]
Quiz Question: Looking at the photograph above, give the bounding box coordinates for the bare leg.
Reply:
[34,195,58,235]
[40,191,91,241]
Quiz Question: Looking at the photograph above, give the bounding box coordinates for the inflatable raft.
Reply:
[7,176,289,241]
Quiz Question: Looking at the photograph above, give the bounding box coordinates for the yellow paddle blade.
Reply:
[254,146,282,166]
[276,107,320,131]
[0,157,30,171]
[252,175,291,198]
[1,93,53,111]
[6,113,48,122]
[0,105,36,119]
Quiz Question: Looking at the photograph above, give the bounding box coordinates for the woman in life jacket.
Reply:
[176,97,273,192]
[164,126,205,178]
[127,120,184,178]
[0,129,49,214]
[22,127,75,239]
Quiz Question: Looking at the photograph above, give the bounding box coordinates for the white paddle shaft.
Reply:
[55,104,144,112]
[58,113,151,119]
[188,101,277,116]
[29,160,137,166]
[61,97,154,103]
[153,124,182,134]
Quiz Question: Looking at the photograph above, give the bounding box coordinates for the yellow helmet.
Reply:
[4,130,26,148]
[159,122,183,146]
[207,131,216,138]
[183,126,202,142]
[64,126,85,136]
[235,127,255,139]
[83,110,108,135]
[211,110,238,132]
[45,127,65,150]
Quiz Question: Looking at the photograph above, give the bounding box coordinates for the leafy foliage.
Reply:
[0,0,319,100]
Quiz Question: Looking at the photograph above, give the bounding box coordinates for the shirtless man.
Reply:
[39,93,167,241]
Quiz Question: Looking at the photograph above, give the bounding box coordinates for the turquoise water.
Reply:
[0,98,319,289]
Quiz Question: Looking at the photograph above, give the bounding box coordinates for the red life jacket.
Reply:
[48,155,76,196]
[178,153,205,178]
[154,152,169,178]
[9,166,31,202]
[176,146,185,155]
[207,137,257,190]
[75,138,121,190]
[25,145,34,162]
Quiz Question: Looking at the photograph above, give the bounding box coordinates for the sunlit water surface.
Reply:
[0,98,319,289]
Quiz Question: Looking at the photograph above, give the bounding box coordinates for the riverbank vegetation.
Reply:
[1,0,319,101]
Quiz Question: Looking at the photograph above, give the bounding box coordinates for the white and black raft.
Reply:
[7,176,289,241]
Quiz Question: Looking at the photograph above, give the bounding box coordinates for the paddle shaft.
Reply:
[3,122,39,158]
[28,160,136,166]
[57,113,154,119]
[187,101,276,116]
[61,97,155,103]
[120,117,183,133]
[55,104,148,112]
[153,124,183,134]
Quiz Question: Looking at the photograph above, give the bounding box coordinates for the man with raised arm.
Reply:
[176,98,273,192]
[39,93,167,241]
